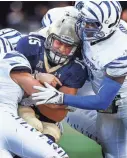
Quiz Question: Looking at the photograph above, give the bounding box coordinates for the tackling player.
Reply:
[0,49,69,158]
[31,1,127,158]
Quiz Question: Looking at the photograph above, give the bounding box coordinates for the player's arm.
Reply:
[11,71,47,132]
[32,75,122,110]
[32,59,125,110]
[63,74,123,110]
[35,59,87,110]
[10,71,43,95]
[35,72,62,88]
[11,71,63,142]
[35,72,77,109]
[11,71,76,115]
[35,72,79,122]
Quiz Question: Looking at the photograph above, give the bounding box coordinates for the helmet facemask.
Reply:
[45,13,80,65]
[45,33,78,64]
[76,16,103,41]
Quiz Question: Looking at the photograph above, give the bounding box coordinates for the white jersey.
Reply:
[41,6,74,27]
[83,20,127,98]
[0,51,31,113]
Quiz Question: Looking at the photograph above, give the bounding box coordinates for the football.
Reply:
[37,104,69,122]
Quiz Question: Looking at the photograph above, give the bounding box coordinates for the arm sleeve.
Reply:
[64,76,121,110]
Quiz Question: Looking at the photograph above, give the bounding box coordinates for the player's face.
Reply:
[53,39,73,56]
[79,18,102,41]
[83,22,100,38]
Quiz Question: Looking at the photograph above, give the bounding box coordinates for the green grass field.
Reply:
[59,123,102,158]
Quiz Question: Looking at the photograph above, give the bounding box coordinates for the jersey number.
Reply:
[28,36,41,46]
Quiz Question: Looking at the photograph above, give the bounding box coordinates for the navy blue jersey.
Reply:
[16,35,88,88]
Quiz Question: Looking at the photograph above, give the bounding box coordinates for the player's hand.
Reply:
[35,73,62,88]
[32,82,64,105]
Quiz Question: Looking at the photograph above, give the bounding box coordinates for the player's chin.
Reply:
[38,105,69,122]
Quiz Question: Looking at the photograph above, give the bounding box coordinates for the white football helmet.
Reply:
[44,9,80,64]
[75,1,122,41]
[0,28,22,48]
[0,37,13,56]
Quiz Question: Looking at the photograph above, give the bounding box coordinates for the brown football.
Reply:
[37,104,69,122]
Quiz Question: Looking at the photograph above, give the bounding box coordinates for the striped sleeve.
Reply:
[106,56,127,77]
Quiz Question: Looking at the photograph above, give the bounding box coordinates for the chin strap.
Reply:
[44,51,69,73]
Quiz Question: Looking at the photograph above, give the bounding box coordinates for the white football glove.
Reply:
[32,82,64,105]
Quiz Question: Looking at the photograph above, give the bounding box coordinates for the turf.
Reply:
[59,123,102,158]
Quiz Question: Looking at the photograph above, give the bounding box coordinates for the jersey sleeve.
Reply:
[3,51,32,73]
[63,59,88,88]
[16,35,44,71]
[16,35,42,57]
[106,56,127,77]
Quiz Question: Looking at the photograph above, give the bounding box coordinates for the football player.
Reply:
[0,31,69,158]
[0,50,69,158]
[31,1,127,158]
[15,11,87,143]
